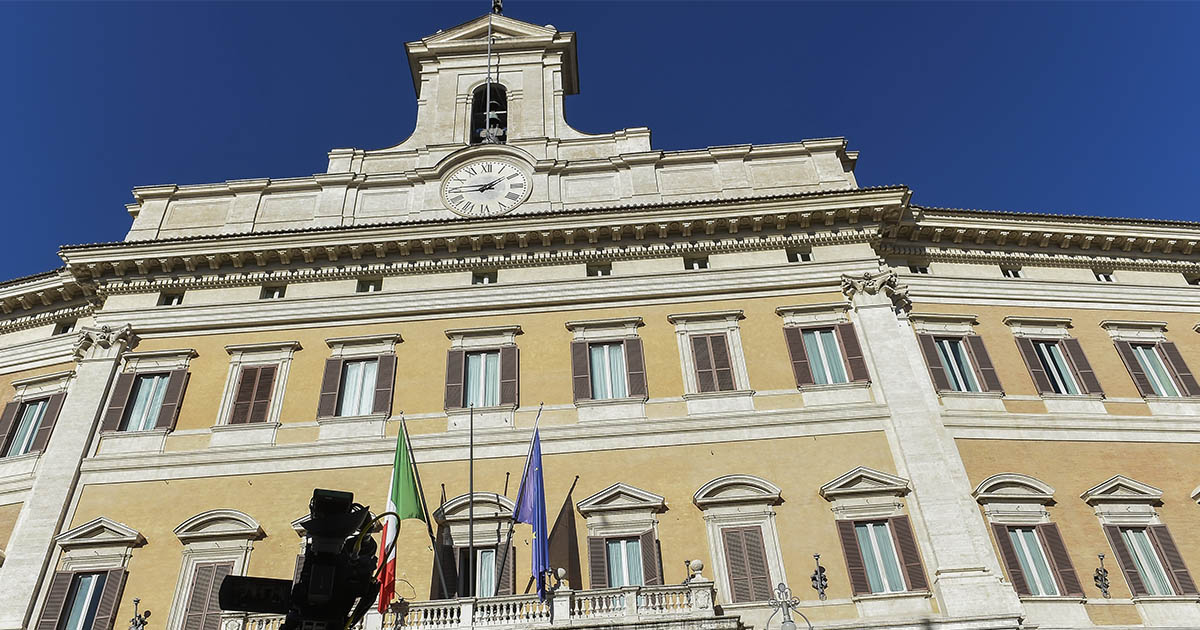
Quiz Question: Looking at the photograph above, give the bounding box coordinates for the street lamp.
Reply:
[766,583,813,630]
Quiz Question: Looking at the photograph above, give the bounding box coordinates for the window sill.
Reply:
[1132,595,1200,603]
[446,405,516,431]
[96,428,170,456]
[575,396,648,408]
[209,421,280,448]
[1017,595,1087,603]
[938,390,1004,399]
[851,590,931,603]
[852,590,932,617]
[939,390,1005,412]
[1144,397,1200,416]
[683,390,754,415]
[316,412,389,424]
[0,451,40,479]
[575,397,647,423]
[1041,393,1104,401]
[1041,393,1107,414]
[799,381,872,406]
[683,389,754,400]
[316,413,387,441]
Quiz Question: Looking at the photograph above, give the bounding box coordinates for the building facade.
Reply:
[1,12,1199,630]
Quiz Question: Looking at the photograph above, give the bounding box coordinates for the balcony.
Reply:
[221,579,733,630]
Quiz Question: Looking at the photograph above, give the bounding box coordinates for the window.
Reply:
[472,270,497,285]
[337,359,379,417]
[59,572,108,630]
[158,291,184,306]
[720,526,773,602]
[1130,344,1181,397]
[1002,267,1023,278]
[1007,527,1059,596]
[54,320,76,335]
[181,562,233,630]
[690,334,736,392]
[786,248,812,263]
[908,264,930,274]
[121,373,170,432]
[458,548,497,597]
[854,521,906,594]
[470,82,507,144]
[934,337,980,392]
[1120,528,1174,596]
[802,328,848,385]
[695,475,785,604]
[588,343,628,399]
[606,537,644,587]
[586,262,612,277]
[5,398,49,457]
[684,255,709,270]
[356,278,383,293]
[1032,341,1079,395]
[228,365,277,424]
[260,285,286,300]
[1094,271,1115,282]
[464,351,500,407]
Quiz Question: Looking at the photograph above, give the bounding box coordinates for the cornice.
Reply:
[880,242,1200,273]
[0,303,93,335]
[905,275,1200,311]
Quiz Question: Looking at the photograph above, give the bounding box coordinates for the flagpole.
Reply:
[494,402,543,593]
[401,416,450,601]
[467,403,474,598]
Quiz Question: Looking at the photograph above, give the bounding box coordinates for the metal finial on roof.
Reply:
[492,0,502,15]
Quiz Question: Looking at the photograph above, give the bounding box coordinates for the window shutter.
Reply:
[1037,522,1083,597]
[709,335,736,391]
[34,571,73,630]
[916,334,952,391]
[639,529,662,586]
[836,520,870,595]
[835,323,870,382]
[691,335,717,393]
[1061,338,1103,395]
[1114,341,1155,397]
[433,544,459,598]
[889,515,928,591]
[316,358,344,418]
[499,345,519,406]
[0,401,21,456]
[991,524,1031,595]
[229,366,259,424]
[783,328,814,387]
[964,335,1003,393]
[183,561,233,630]
[721,528,753,603]
[89,568,127,630]
[373,354,397,415]
[29,392,66,454]
[1014,337,1054,394]
[1148,525,1198,595]
[154,370,190,431]
[734,526,773,601]
[1103,525,1147,596]
[570,341,591,402]
[587,535,609,589]
[624,338,648,399]
[1158,342,1200,397]
[248,365,276,423]
[495,545,516,595]
[101,373,136,432]
[444,350,466,410]
[294,554,306,583]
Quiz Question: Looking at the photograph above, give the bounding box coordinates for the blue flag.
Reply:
[513,429,550,601]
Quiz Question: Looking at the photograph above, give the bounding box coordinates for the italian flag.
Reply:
[378,422,426,613]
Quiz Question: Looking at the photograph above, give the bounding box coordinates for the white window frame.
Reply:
[211,343,299,447]
[694,475,788,606]
[605,537,643,587]
[165,510,263,630]
[443,326,521,430]
[336,358,379,417]
[1001,267,1024,278]
[588,342,628,399]
[1007,526,1060,597]
[1033,340,1080,395]
[935,337,980,392]
[1094,271,1116,282]
[259,285,286,300]
[802,328,848,385]
[464,350,501,408]
[855,520,906,594]
[432,492,515,597]
[564,318,646,421]
[59,572,106,630]
[4,370,72,460]
[1120,527,1175,596]
[667,311,752,409]
[1130,344,1181,397]
[122,373,172,432]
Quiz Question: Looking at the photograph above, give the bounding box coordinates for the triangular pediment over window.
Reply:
[1080,475,1163,506]
[973,473,1056,505]
[422,14,559,45]
[693,474,782,509]
[578,483,666,517]
[55,517,145,550]
[819,466,910,501]
[174,509,264,544]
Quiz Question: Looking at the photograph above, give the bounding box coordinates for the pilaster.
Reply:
[0,325,136,630]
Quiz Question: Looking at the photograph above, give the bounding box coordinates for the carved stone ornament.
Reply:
[73,324,137,361]
[840,270,911,312]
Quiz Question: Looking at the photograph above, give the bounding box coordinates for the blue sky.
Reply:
[1,1,1197,280]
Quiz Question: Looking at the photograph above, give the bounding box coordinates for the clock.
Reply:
[441,160,530,217]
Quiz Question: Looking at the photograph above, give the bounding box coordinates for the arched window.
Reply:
[470,83,507,144]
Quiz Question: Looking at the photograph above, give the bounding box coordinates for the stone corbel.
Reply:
[73,324,137,361]
[840,270,911,312]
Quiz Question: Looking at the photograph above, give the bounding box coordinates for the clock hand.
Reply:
[476,177,505,192]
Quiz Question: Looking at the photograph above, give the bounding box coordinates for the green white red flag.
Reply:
[378,422,425,613]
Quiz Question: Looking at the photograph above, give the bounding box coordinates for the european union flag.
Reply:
[512,429,550,601]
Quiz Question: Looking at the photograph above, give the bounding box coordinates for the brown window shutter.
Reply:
[495,545,516,595]
[570,340,591,402]
[1037,522,1083,596]
[737,526,773,601]
[293,554,306,583]
[836,520,870,595]
[183,561,233,630]
[432,544,459,598]
[229,366,259,424]
[722,528,753,603]
[691,335,717,393]
[889,515,928,591]
[34,571,74,630]
[444,350,466,410]
[499,345,519,406]
[28,392,66,454]
[835,323,870,382]
[248,365,276,423]
[1061,338,1103,395]
[154,370,190,431]
[965,335,1003,393]
[1148,525,1198,595]
[624,338,648,399]
[89,568,127,630]
[587,535,609,589]
[373,354,397,415]
[991,524,1031,595]
[1015,337,1054,394]
[316,358,343,418]
[1103,525,1147,596]
[638,529,662,586]
[709,334,736,391]
[101,373,136,432]
[1158,342,1200,397]
[917,334,952,391]
[0,401,21,456]
[1114,341,1155,397]
[783,327,814,387]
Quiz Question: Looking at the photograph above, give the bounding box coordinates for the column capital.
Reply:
[840,270,911,312]
[72,324,137,362]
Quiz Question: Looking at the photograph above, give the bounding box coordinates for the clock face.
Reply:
[441,160,530,217]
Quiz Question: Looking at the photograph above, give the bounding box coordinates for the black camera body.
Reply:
[219,489,380,630]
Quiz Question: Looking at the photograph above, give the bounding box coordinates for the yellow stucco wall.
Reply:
[0,501,22,548]
[70,430,895,625]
